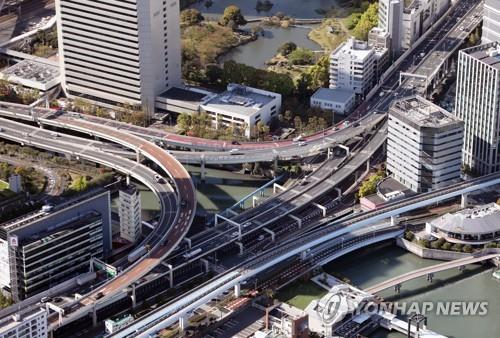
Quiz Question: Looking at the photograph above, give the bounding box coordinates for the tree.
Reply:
[219,5,247,28]
[462,245,473,253]
[288,47,314,65]
[70,175,88,192]
[441,242,452,251]
[181,9,204,26]
[353,2,378,41]
[418,239,430,248]
[308,55,330,89]
[451,243,463,252]
[358,170,385,197]
[404,231,415,242]
[277,41,297,56]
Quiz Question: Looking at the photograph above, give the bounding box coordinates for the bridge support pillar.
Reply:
[313,203,327,217]
[126,175,131,186]
[391,215,398,226]
[334,187,342,200]
[92,305,97,327]
[179,315,188,331]
[458,265,465,272]
[273,156,279,173]
[394,283,401,294]
[273,183,286,193]
[338,144,350,157]
[327,147,333,159]
[200,258,210,273]
[461,193,468,208]
[234,283,241,298]
[131,283,137,309]
[166,264,174,288]
[236,241,244,255]
[300,250,309,261]
[136,151,141,163]
[252,195,260,208]
[184,237,192,249]
[289,214,302,229]
[263,227,275,242]
[200,157,206,182]
[427,273,434,283]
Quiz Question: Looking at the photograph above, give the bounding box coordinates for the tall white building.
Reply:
[119,185,142,243]
[455,43,500,175]
[55,0,182,113]
[378,0,404,54]
[329,38,376,96]
[387,96,463,193]
[483,0,500,44]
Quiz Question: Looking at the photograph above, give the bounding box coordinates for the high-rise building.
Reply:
[55,0,182,113]
[387,96,463,192]
[455,42,500,175]
[0,191,112,301]
[378,0,404,54]
[329,38,376,96]
[119,185,142,243]
[483,0,500,44]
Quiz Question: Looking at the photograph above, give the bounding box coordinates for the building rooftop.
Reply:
[465,42,500,71]
[0,307,46,335]
[0,59,60,90]
[201,84,278,118]
[311,88,355,103]
[157,86,209,104]
[332,38,374,61]
[390,96,463,129]
[429,203,500,235]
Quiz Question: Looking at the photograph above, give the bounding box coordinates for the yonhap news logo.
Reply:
[318,294,489,326]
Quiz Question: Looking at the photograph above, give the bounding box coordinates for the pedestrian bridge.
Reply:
[365,249,500,294]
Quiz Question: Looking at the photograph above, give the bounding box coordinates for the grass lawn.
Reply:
[0,180,8,191]
[276,280,327,310]
[308,18,347,51]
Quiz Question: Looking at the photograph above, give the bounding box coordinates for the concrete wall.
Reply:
[397,237,472,260]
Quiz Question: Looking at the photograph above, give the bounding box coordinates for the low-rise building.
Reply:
[0,307,47,338]
[104,314,134,334]
[0,190,111,301]
[0,59,60,93]
[310,88,355,115]
[387,96,464,192]
[200,84,282,138]
[426,203,500,245]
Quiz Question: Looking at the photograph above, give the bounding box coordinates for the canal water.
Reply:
[189,0,340,19]
[324,244,500,338]
[189,0,327,68]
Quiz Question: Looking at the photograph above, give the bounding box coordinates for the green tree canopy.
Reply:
[277,41,297,56]
[181,9,204,26]
[353,2,378,41]
[288,47,314,65]
[219,5,247,28]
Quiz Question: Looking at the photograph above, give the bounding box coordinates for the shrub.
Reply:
[462,245,473,253]
[441,242,452,251]
[404,231,415,242]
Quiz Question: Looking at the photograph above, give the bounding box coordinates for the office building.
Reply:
[0,308,47,338]
[482,0,500,44]
[55,0,182,113]
[329,38,376,96]
[387,96,463,193]
[0,191,112,301]
[378,0,404,54]
[455,43,500,175]
[119,185,142,243]
[105,314,134,334]
[310,88,355,115]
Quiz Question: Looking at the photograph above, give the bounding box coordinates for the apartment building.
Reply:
[387,96,463,192]
[455,42,500,175]
[55,0,182,113]
[377,0,404,54]
[483,0,500,43]
[119,185,142,243]
[0,308,47,338]
[329,38,376,97]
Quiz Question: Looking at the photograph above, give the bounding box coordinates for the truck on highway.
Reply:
[182,248,202,259]
[77,272,97,286]
[127,245,151,263]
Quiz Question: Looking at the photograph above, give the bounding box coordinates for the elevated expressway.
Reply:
[0,117,197,329]
[365,250,500,294]
[115,172,500,337]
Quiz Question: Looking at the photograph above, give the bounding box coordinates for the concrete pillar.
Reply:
[263,227,275,242]
[461,193,468,208]
[166,264,174,288]
[184,237,192,249]
[273,183,286,194]
[273,156,279,173]
[334,187,342,199]
[338,144,350,157]
[289,214,302,229]
[126,175,131,186]
[390,215,398,226]
[300,250,308,261]
[136,151,141,163]
[179,315,188,331]
[427,273,434,283]
[131,283,137,309]
[313,203,327,217]
[236,241,244,255]
[394,284,401,294]
[327,147,333,159]
[92,305,97,327]
[200,157,206,182]
[252,196,259,208]
[200,258,210,273]
[234,283,241,298]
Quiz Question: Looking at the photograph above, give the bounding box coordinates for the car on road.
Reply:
[298,141,307,147]
[229,148,240,153]
[180,199,187,208]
